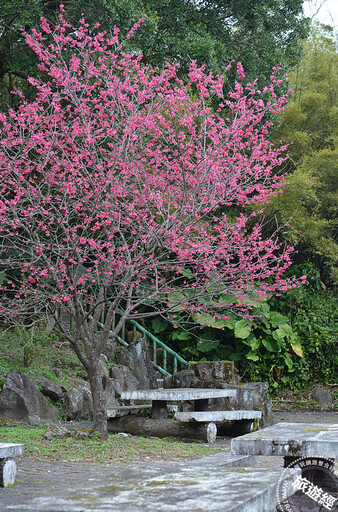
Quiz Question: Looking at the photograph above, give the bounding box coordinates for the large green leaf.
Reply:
[276,324,293,337]
[229,353,242,361]
[269,312,290,327]
[234,319,252,339]
[284,356,294,370]
[262,338,278,352]
[291,342,304,357]
[249,337,261,350]
[172,330,191,340]
[151,317,167,334]
[246,351,259,361]
[167,291,186,311]
[219,293,237,304]
[181,269,193,279]
[196,339,220,353]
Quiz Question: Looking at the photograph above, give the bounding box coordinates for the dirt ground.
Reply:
[0,410,337,511]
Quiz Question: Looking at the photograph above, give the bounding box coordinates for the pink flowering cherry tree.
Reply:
[0,12,302,436]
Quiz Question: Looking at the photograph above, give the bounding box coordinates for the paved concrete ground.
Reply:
[0,411,337,512]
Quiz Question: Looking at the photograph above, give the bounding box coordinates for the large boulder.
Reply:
[188,361,240,385]
[38,376,63,402]
[169,370,196,389]
[110,365,139,395]
[62,378,93,421]
[103,378,120,410]
[0,369,59,424]
[311,386,332,406]
[116,338,158,389]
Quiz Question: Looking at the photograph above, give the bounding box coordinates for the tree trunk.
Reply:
[87,360,108,440]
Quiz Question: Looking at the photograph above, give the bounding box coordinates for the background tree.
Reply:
[0,14,301,436]
[0,0,309,108]
[267,23,337,284]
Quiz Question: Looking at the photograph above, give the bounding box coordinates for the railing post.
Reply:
[153,339,157,364]
[163,348,167,372]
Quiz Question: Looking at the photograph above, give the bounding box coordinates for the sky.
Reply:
[303,0,338,27]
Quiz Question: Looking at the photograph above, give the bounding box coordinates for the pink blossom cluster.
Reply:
[0,13,303,330]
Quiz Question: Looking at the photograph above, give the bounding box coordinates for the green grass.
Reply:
[0,421,226,464]
[0,326,84,391]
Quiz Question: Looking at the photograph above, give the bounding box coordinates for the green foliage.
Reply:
[269,23,338,284]
[0,325,83,391]
[150,299,304,390]
[271,263,338,388]
[0,0,309,108]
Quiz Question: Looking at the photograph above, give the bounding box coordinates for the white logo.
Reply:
[277,457,338,512]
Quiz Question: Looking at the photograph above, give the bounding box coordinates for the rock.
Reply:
[99,354,110,385]
[110,365,140,395]
[117,338,158,389]
[311,386,332,406]
[212,361,240,384]
[38,376,63,402]
[72,427,94,439]
[171,370,195,388]
[62,378,93,420]
[43,425,70,440]
[188,361,240,384]
[0,369,59,424]
[190,362,213,382]
[102,336,118,361]
[103,378,120,410]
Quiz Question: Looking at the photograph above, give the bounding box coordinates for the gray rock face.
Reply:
[38,376,63,402]
[62,378,93,420]
[171,370,195,389]
[103,378,120,410]
[117,338,158,389]
[189,361,240,385]
[217,382,274,429]
[311,386,332,405]
[110,365,140,395]
[0,369,59,424]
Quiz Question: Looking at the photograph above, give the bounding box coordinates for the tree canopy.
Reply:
[0,0,309,108]
[0,14,302,434]
[268,23,338,284]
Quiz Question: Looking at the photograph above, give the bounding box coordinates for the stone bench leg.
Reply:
[0,459,17,487]
[206,422,217,443]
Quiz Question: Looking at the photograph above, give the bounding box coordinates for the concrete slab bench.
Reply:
[175,410,262,443]
[231,422,338,458]
[231,423,338,511]
[0,442,24,487]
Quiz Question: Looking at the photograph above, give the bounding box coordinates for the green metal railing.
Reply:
[61,305,188,376]
[95,308,188,377]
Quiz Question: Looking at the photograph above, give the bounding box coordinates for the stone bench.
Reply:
[231,422,338,459]
[0,442,24,487]
[175,410,262,442]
